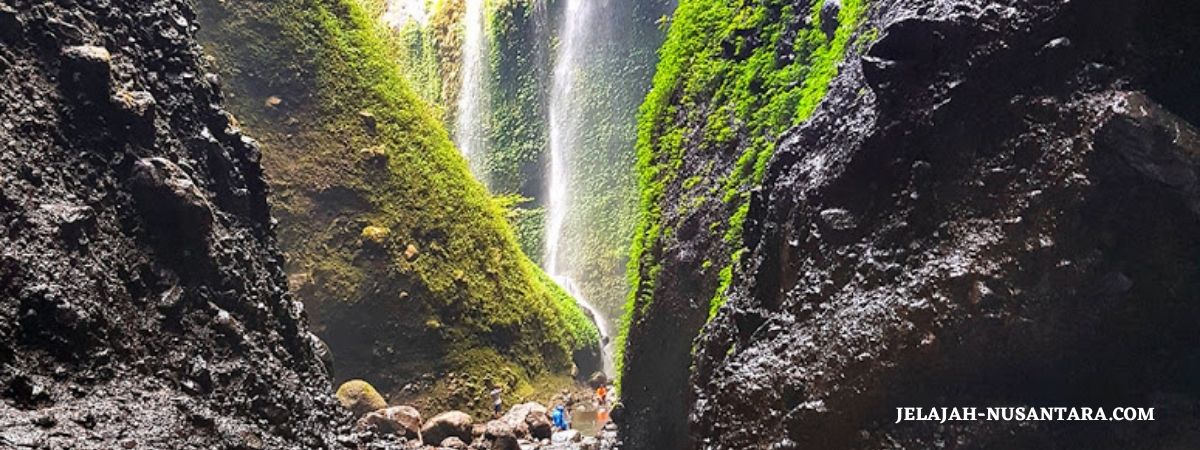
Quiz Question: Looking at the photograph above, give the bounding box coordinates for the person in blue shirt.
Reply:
[551,404,569,430]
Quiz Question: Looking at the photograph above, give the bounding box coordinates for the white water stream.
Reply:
[546,0,614,377]
[454,0,489,182]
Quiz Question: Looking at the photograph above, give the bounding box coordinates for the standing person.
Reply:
[488,381,503,419]
[596,384,607,406]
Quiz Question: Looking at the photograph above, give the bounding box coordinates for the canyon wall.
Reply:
[617,0,867,447]
[194,0,600,416]
[0,0,346,446]
[620,0,1200,449]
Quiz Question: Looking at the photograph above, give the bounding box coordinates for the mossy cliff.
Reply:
[689,0,1200,447]
[376,0,672,326]
[615,0,867,447]
[481,0,554,264]
[194,0,598,416]
[388,2,447,120]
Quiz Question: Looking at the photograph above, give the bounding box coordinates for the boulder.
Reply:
[361,225,391,243]
[608,402,624,425]
[335,379,388,417]
[440,436,467,449]
[483,420,518,450]
[498,402,551,440]
[61,44,112,84]
[551,429,580,444]
[130,157,216,242]
[526,412,552,440]
[111,89,156,119]
[356,405,422,440]
[422,410,473,445]
[580,436,599,450]
[587,372,607,388]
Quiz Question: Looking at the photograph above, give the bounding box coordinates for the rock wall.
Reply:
[406,0,675,324]
[193,0,600,417]
[691,0,1200,448]
[0,0,346,447]
[617,0,866,447]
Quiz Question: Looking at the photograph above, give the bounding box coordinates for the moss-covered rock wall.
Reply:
[381,0,673,328]
[194,0,598,417]
[481,0,553,264]
[615,0,869,447]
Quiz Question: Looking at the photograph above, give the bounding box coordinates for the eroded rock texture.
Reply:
[692,0,1200,448]
[0,0,346,447]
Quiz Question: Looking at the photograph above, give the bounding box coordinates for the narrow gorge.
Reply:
[2,0,1199,449]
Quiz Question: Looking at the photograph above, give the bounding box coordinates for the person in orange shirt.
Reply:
[596,385,608,406]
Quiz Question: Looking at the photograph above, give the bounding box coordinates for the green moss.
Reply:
[430,0,466,128]
[361,225,392,242]
[312,256,366,303]
[392,19,446,115]
[195,0,597,414]
[336,379,389,416]
[537,269,602,351]
[484,0,549,198]
[495,193,547,264]
[617,0,870,385]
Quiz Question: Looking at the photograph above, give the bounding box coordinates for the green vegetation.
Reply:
[482,0,552,264]
[382,0,672,327]
[616,0,869,383]
[195,0,597,414]
[485,0,549,200]
[495,193,547,262]
[392,19,446,115]
[430,0,466,127]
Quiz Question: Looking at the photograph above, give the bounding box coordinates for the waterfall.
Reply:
[454,0,488,182]
[546,0,614,377]
[545,0,588,277]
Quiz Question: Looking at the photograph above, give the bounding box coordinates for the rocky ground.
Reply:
[689,0,1200,448]
[336,383,622,450]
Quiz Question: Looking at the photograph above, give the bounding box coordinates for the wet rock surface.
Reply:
[357,405,423,440]
[191,0,602,416]
[0,0,351,447]
[690,0,1200,449]
[422,410,474,445]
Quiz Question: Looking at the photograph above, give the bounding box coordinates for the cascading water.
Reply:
[454,0,489,182]
[546,0,614,377]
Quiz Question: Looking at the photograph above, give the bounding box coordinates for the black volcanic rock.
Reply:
[0,0,349,447]
[691,0,1200,449]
